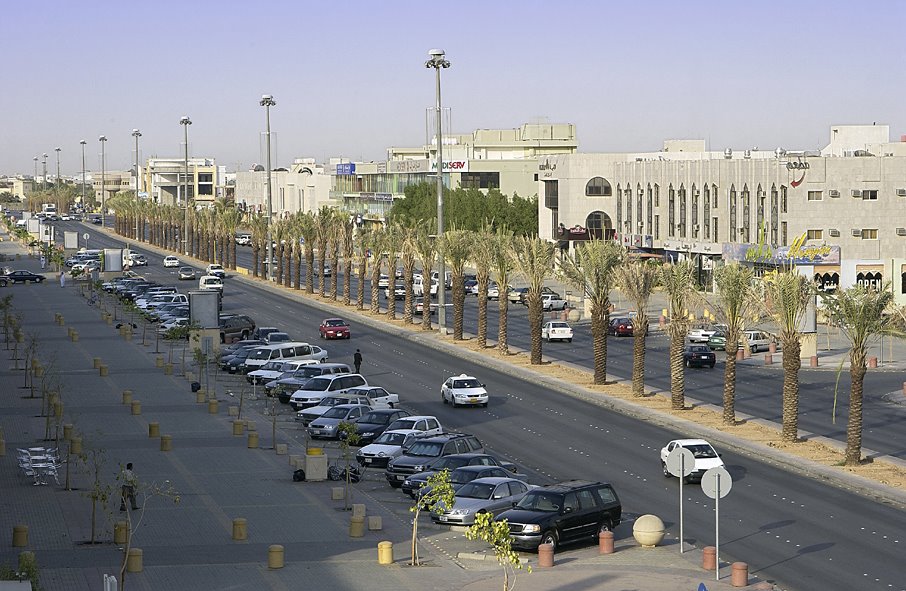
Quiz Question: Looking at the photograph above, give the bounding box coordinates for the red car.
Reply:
[608,317,634,337]
[319,318,350,339]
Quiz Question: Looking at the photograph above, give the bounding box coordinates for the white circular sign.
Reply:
[665,447,695,478]
[700,466,733,499]
[83,233,90,240]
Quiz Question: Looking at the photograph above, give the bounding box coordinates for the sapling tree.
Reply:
[336,421,361,510]
[409,469,455,566]
[466,512,531,591]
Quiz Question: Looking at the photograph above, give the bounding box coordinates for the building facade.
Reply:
[233,159,333,216]
[143,157,221,207]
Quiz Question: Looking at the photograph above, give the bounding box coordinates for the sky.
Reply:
[3,0,905,176]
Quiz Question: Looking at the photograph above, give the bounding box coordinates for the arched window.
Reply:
[586,177,612,196]
[646,184,653,235]
[625,187,632,232]
[741,184,751,243]
[636,185,643,234]
[691,184,699,239]
[770,184,779,245]
[668,185,676,237]
[615,184,622,231]
[586,210,608,239]
[678,184,687,238]
[703,185,711,240]
[729,185,737,242]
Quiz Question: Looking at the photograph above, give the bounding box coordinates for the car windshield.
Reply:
[433,456,470,470]
[321,406,353,419]
[404,441,444,457]
[456,482,495,500]
[515,492,562,512]
[684,444,718,459]
[268,333,290,343]
[325,319,347,327]
[262,361,282,370]
[450,470,483,485]
[248,349,273,360]
[452,378,481,389]
[294,367,326,378]
[302,377,331,392]
[319,397,344,407]
[374,431,407,445]
[688,346,709,353]
[550,322,569,329]
[360,412,392,425]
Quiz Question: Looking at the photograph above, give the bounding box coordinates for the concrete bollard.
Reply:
[810,355,819,368]
[902,382,906,396]
[228,405,239,417]
[377,541,394,565]
[114,521,129,544]
[160,434,173,451]
[126,548,143,573]
[122,390,133,404]
[702,546,717,570]
[0,439,5,457]
[245,420,256,432]
[598,530,615,554]
[34,365,44,378]
[99,364,109,377]
[232,420,245,436]
[196,391,206,403]
[349,515,365,538]
[289,454,302,467]
[131,400,141,415]
[12,525,28,547]
[70,437,82,454]
[247,432,259,449]
[70,331,79,342]
[765,353,772,365]
[352,504,366,518]
[868,356,878,368]
[164,363,173,375]
[148,422,160,438]
[331,487,345,500]
[63,423,73,441]
[659,316,666,329]
[736,349,745,361]
[769,342,777,354]
[275,443,287,455]
[93,357,101,369]
[208,400,219,414]
[155,355,164,368]
[731,562,749,587]
[537,542,555,567]
[368,516,383,531]
[232,518,247,541]
[268,544,284,569]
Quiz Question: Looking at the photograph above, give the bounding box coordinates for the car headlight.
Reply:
[377,451,386,457]
[449,508,471,516]
[414,464,427,472]
[361,432,374,437]
[403,480,411,487]
[521,524,541,534]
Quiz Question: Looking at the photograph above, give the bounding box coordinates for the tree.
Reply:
[295,211,318,293]
[613,259,659,397]
[559,240,624,383]
[409,469,455,566]
[399,227,419,325]
[247,213,268,279]
[383,223,404,320]
[412,223,437,331]
[466,512,531,591]
[315,206,335,297]
[819,284,901,465]
[440,229,472,340]
[762,269,812,442]
[367,228,386,315]
[712,263,760,424]
[511,236,556,364]
[117,469,179,590]
[471,227,496,348]
[336,421,361,510]
[490,230,515,353]
[660,260,698,410]
[340,216,356,305]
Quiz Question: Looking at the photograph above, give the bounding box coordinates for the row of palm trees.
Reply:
[104,194,901,467]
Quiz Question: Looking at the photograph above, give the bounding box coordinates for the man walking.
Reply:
[353,349,363,374]
[120,463,139,511]
[59,270,65,288]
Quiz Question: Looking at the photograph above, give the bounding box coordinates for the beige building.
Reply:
[94,170,132,206]
[143,157,221,207]
[233,159,333,217]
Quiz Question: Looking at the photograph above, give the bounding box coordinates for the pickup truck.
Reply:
[541,293,569,311]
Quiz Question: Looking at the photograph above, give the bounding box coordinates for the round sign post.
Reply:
[83,233,90,250]
[701,466,733,581]
[665,447,695,553]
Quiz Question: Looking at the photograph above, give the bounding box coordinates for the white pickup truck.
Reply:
[541,293,569,311]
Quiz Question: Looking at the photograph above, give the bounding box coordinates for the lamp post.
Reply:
[179,116,192,256]
[79,140,86,210]
[98,136,107,226]
[33,157,38,200]
[132,129,142,240]
[260,94,276,281]
[426,48,450,333]
[54,147,61,205]
[42,153,48,192]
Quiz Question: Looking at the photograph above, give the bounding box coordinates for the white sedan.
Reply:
[659,439,725,482]
[163,256,180,268]
[441,374,489,408]
[687,324,726,343]
[541,320,573,343]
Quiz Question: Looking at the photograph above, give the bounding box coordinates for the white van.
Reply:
[412,275,438,297]
[288,373,368,410]
[240,342,328,373]
[198,275,223,292]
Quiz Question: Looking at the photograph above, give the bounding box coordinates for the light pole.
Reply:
[260,94,276,281]
[79,140,87,210]
[132,129,142,240]
[42,153,48,192]
[98,136,107,225]
[33,157,38,200]
[180,116,192,256]
[54,147,61,205]
[426,48,450,333]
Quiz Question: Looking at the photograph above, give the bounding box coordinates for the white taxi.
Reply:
[441,374,489,408]
[541,320,573,343]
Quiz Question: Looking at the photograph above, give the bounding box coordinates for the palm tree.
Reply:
[270,219,288,285]
[356,226,372,311]
[440,229,472,340]
[383,224,404,320]
[368,227,386,315]
[340,217,356,305]
[819,284,900,465]
[399,227,419,325]
[247,213,268,278]
[296,212,318,293]
[613,259,659,397]
[511,236,556,364]
[762,268,812,442]
[412,223,437,331]
[471,227,496,348]
[712,263,760,424]
[490,229,515,352]
[559,239,624,383]
[660,260,697,410]
[315,206,335,297]
[220,207,241,270]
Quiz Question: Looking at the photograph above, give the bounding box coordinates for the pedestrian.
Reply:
[353,349,363,374]
[59,270,65,288]
[40,255,46,269]
[120,462,139,511]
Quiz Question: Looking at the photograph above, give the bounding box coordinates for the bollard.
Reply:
[232,518,247,541]
[70,330,79,342]
[70,437,82,454]
[349,515,365,538]
[537,542,555,567]
[232,420,245,436]
[208,400,219,414]
[114,521,129,544]
[368,516,383,531]
[702,546,716,570]
[731,561,749,587]
[765,353,772,365]
[122,390,133,404]
[99,364,108,377]
[0,439,5,457]
[196,390,206,403]
[377,541,394,565]
[131,400,141,415]
[247,432,259,449]
[598,530,614,554]
[659,316,666,329]
[228,405,239,417]
[331,487,345,500]
[245,420,256,432]
[63,423,73,441]
[736,349,745,361]
[164,363,173,375]
[902,381,906,396]
[160,434,173,451]
[126,548,143,573]
[268,544,284,569]
[275,443,288,455]
[148,422,160,438]
[289,454,302,467]
[868,356,878,368]
[34,365,44,377]
[12,525,28,547]
[93,357,101,369]
[352,504,366,518]
[810,355,819,368]
[769,342,777,354]
[155,355,164,368]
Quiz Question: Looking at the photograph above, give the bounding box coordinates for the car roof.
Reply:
[451,465,500,474]
[396,415,437,421]
[670,438,712,446]
[382,429,424,436]
[533,479,609,493]
[360,408,404,415]
[462,477,521,487]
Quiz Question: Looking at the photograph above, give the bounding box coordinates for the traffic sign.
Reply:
[700,466,732,499]
[83,233,90,241]
[665,447,695,478]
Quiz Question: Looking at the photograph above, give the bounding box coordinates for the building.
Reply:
[233,159,332,216]
[93,170,132,206]
[0,177,36,200]
[143,157,222,207]
[538,124,906,303]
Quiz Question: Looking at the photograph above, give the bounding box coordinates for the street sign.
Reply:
[665,447,695,477]
[700,466,732,499]
[83,233,90,241]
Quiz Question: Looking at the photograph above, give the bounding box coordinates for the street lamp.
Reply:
[132,129,142,240]
[426,48,450,333]
[98,136,107,226]
[33,157,37,199]
[54,147,61,204]
[260,94,276,281]
[79,140,87,210]
[42,153,48,192]
[180,116,192,256]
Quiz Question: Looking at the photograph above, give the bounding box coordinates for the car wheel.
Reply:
[540,531,558,551]
[598,518,614,534]
[684,359,690,368]
[662,462,670,477]
[709,363,715,369]
[442,392,448,404]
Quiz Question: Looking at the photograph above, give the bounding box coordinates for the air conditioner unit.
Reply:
[897,228,906,236]
[897,189,906,197]
[828,229,840,237]
[851,229,861,236]
[828,190,840,198]
[851,189,862,197]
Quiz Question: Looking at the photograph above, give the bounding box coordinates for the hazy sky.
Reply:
[3,1,904,176]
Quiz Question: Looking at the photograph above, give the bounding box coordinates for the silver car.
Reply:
[307,404,369,439]
[431,477,534,525]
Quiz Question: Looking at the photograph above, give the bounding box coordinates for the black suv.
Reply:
[220,314,256,344]
[496,480,621,551]
[385,434,483,488]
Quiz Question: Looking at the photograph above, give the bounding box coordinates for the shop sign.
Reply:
[388,160,429,173]
[723,231,840,265]
[336,163,356,175]
[539,159,557,178]
[428,160,469,173]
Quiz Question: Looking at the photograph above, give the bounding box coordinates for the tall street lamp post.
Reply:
[54,147,61,204]
[132,129,142,240]
[98,136,107,226]
[79,140,87,210]
[180,116,192,256]
[33,157,38,199]
[426,48,450,333]
[260,94,276,282]
[42,153,48,192]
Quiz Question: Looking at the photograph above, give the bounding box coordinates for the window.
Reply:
[636,186,643,233]
[678,185,687,238]
[781,186,788,213]
[807,191,823,201]
[691,185,699,239]
[712,218,718,242]
[781,221,788,245]
[198,173,213,183]
[668,185,675,237]
[807,230,823,240]
[862,190,878,200]
[543,180,558,209]
[770,185,779,245]
[615,185,622,231]
[461,172,499,189]
[654,214,660,240]
[703,186,710,240]
[728,186,737,242]
[585,177,612,196]
[861,228,878,239]
[586,211,605,239]
[741,185,751,243]
[625,188,632,231]
[646,185,653,234]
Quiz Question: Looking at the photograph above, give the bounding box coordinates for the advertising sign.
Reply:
[336,163,356,175]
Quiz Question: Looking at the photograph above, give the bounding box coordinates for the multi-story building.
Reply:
[233,159,332,216]
[1,177,37,201]
[538,124,906,303]
[143,157,221,207]
[93,171,132,206]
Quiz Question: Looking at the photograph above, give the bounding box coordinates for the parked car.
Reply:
[384,415,443,437]
[288,373,368,410]
[707,331,727,351]
[407,465,514,499]
[687,324,727,343]
[296,395,373,425]
[246,359,316,385]
[743,330,773,353]
[385,433,484,488]
[242,342,327,373]
[683,344,716,368]
[177,266,196,281]
[401,453,519,498]
[414,298,436,315]
[163,256,180,268]
[518,286,561,306]
[356,429,428,469]
[660,439,724,482]
[251,326,281,341]
[350,408,412,445]
[0,270,45,284]
[219,314,256,344]
[486,283,506,300]
[235,233,251,246]
[129,253,148,266]
[319,318,351,340]
[431,477,535,525]
[507,287,529,304]
[441,374,489,407]
[540,293,568,311]
[541,321,573,343]
[265,331,291,344]
[607,317,634,337]
[307,404,370,439]
[496,480,622,551]
[377,274,390,288]
[346,386,399,408]
[268,363,352,402]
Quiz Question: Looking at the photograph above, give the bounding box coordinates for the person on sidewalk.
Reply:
[40,255,46,269]
[353,349,363,374]
[59,271,65,288]
[120,463,139,511]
